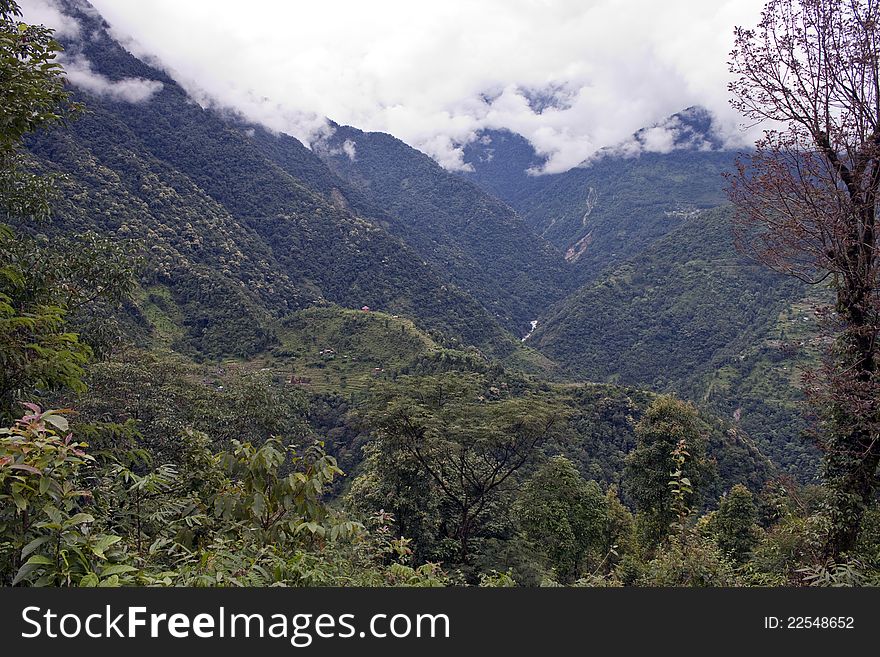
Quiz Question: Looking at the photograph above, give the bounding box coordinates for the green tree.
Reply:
[708,484,760,564]
[624,396,707,549]
[0,0,95,419]
[1,232,137,418]
[0,0,77,220]
[369,374,559,567]
[515,456,608,583]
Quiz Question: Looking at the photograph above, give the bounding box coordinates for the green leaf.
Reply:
[42,414,69,432]
[79,573,99,587]
[100,564,137,577]
[11,491,27,512]
[90,534,122,558]
[25,554,54,566]
[43,505,63,524]
[63,512,95,528]
[252,492,266,519]
[12,562,40,586]
[21,535,52,559]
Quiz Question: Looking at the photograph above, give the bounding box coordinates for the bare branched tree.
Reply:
[728,0,880,557]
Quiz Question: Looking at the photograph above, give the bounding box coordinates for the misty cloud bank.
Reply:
[63,56,164,103]
[22,0,764,173]
[20,0,163,103]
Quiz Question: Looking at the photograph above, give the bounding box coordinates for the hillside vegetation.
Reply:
[528,206,812,476]
[4,0,874,589]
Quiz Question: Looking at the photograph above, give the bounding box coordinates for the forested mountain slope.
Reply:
[456,116,814,474]
[23,0,515,357]
[5,0,867,589]
[317,124,573,333]
[528,206,815,476]
[516,149,735,279]
[460,109,736,283]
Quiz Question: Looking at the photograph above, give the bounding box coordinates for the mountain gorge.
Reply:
[456,108,813,475]
[317,124,574,333]
[4,0,853,588]
[20,0,812,475]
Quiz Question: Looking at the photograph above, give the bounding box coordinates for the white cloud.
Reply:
[64,55,164,103]
[637,126,678,154]
[600,108,724,161]
[19,0,80,38]
[20,1,163,103]
[27,0,767,173]
[342,139,357,161]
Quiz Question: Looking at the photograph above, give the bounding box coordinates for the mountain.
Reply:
[7,0,855,589]
[24,0,516,357]
[459,128,551,209]
[26,4,808,470]
[456,118,814,477]
[517,148,736,280]
[20,0,811,477]
[527,205,815,476]
[315,124,574,334]
[459,108,737,283]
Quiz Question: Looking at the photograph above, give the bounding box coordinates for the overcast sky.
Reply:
[22,0,766,174]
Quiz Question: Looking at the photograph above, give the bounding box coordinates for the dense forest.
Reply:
[2,0,880,588]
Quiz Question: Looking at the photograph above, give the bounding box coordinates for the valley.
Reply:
[3,0,876,588]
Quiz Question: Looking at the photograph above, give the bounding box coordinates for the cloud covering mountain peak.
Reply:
[23,0,763,173]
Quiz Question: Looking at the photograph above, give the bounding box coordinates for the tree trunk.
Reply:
[824,446,880,558]
[823,290,879,558]
[458,509,471,563]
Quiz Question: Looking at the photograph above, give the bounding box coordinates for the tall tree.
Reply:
[515,456,608,584]
[727,0,880,557]
[624,396,707,549]
[708,484,760,564]
[0,1,134,418]
[0,0,76,219]
[0,0,92,419]
[370,375,558,565]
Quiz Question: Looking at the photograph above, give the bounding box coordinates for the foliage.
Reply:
[0,1,104,422]
[0,269,91,421]
[67,351,311,463]
[4,0,879,589]
[0,404,453,587]
[0,404,136,586]
[515,456,611,583]
[531,206,810,477]
[363,374,560,569]
[636,533,743,587]
[624,396,709,549]
[705,484,761,564]
[0,0,78,221]
[728,0,880,557]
